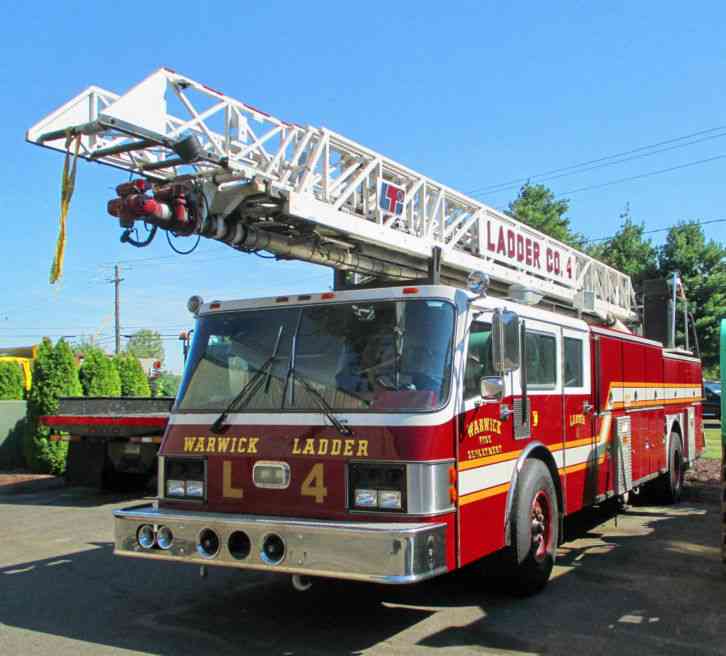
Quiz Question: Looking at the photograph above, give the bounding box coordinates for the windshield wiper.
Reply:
[296,371,352,437]
[281,309,304,408]
[279,309,351,436]
[210,325,284,433]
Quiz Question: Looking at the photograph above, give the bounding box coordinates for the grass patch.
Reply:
[703,427,722,460]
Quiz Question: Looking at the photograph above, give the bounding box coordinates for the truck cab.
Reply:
[114,284,470,584]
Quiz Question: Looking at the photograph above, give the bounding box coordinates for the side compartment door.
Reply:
[645,345,665,473]
[594,335,624,496]
[622,341,648,482]
[562,328,595,512]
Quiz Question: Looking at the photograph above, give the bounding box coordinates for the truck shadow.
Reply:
[0,484,152,508]
[0,484,722,655]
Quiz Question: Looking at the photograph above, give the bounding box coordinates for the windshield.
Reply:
[177,299,455,413]
[706,382,721,395]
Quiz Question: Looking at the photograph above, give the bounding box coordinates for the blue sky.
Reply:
[2,1,726,373]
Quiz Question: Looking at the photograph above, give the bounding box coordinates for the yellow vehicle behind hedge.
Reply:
[0,345,37,391]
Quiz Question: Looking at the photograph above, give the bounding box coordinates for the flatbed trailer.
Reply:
[41,397,173,488]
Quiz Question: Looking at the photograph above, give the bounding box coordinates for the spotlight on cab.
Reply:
[467,271,490,297]
[187,295,204,315]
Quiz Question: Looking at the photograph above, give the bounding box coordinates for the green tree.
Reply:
[658,221,726,369]
[589,205,658,289]
[0,361,25,400]
[126,329,165,364]
[70,337,100,357]
[79,347,122,396]
[154,371,181,397]
[114,353,151,396]
[508,183,585,248]
[25,338,83,474]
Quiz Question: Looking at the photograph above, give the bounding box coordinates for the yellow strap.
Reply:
[49,133,81,284]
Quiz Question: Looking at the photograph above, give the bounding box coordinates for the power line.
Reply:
[114,248,220,266]
[0,325,193,334]
[585,217,726,244]
[467,124,726,196]
[471,131,726,198]
[2,271,331,322]
[556,153,726,197]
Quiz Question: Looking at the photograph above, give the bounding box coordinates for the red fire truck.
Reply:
[27,69,704,594]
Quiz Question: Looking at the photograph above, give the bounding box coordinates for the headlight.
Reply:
[354,489,378,507]
[349,463,406,512]
[379,490,402,510]
[166,479,186,497]
[164,459,205,500]
[253,462,291,489]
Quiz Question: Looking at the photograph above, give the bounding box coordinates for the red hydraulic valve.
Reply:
[108,195,172,226]
[107,180,193,233]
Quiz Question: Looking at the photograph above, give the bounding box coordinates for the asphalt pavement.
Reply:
[0,481,723,655]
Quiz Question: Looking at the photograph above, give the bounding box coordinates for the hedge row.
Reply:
[24,340,153,474]
[0,361,25,400]
[25,338,83,474]
[114,353,151,396]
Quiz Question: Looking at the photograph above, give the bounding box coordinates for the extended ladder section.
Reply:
[27,68,636,322]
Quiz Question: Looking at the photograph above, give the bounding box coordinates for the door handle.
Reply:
[583,401,594,414]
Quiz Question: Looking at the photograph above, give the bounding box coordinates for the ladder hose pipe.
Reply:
[200,214,425,281]
[121,224,158,248]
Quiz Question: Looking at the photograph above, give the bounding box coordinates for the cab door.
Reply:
[460,317,515,448]
[514,319,563,496]
[457,315,515,566]
[562,327,595,511]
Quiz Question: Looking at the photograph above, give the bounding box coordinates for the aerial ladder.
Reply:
[27,68,636,323]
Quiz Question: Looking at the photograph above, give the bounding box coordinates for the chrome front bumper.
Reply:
[113,504,447,584]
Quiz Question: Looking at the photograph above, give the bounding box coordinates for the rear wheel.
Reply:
[506,459,559,595]
[659,434,684,504]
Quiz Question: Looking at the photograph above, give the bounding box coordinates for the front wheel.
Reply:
[506,459,559,595]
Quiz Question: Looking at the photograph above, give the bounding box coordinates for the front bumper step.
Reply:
[113,504,447,584]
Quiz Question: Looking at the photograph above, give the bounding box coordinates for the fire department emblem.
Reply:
[379,181,405,216]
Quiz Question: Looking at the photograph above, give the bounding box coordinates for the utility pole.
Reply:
[109,264,124,354]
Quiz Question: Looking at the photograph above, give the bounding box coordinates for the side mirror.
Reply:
[481,376,505,400]
[492,309,520,373]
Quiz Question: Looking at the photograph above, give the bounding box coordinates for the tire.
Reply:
[506,459,559,596]
[657,433,684,504]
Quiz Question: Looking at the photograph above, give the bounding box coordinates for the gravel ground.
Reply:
[685,457,722,487]
[2,478,724,656]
